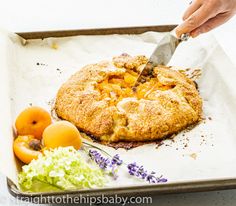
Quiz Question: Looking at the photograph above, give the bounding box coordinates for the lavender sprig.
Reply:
[88,149,167,183]
[128,162,167,183]
[89,150,110,169]
[89,150,122,179]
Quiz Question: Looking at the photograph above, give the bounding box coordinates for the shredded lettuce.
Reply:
[18,147,106,192]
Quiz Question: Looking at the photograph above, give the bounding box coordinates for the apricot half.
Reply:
[15,106,52,140]
[13,135,42,164]
[42,121,82,150]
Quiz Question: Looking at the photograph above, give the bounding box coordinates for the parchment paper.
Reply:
[1,29,236,189]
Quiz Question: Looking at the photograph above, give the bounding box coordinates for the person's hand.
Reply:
[176,0,236,38]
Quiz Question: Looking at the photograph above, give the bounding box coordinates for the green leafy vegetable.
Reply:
[18,147,106,191]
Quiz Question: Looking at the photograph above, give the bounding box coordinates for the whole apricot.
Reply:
[15,106,52,140]
[42,121,82,150]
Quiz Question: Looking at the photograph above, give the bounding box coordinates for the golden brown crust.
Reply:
[55,54,202,142]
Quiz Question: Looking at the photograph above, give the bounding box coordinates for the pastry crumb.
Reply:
[189,153,197,160]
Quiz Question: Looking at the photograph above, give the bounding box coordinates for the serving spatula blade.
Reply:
[134,32,189,86]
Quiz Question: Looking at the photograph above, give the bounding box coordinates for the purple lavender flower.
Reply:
[127,162,139,176]
[136,166,148,179]
[127,162,167,184]
[157,176,168,183]
[111,154,123,166]
[99,157,110,169]
[127,163,148,178]
[89,149,167,184]
[89,150,123,179]
[88,150,99,160]
[89,150,110,169]
[146,172,158,183]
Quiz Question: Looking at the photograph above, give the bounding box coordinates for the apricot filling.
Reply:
[96,70,175,105]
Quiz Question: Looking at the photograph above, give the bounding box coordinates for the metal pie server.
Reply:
[134,31,190,86]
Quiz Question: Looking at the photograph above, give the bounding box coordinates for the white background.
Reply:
[0,0,236,205]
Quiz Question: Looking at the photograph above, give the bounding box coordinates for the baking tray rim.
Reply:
[7,177,236,200]
[16,24,177,39]
[7,24,236,201]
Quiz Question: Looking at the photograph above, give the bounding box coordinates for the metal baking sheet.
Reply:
[3,25,236,202]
